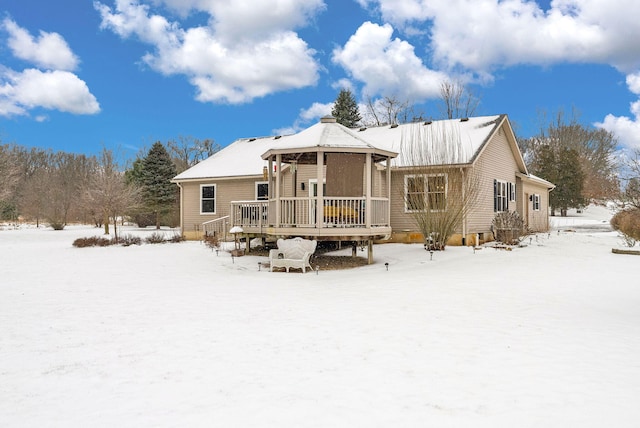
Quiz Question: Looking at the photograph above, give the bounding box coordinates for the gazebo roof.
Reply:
[260,116,397,164]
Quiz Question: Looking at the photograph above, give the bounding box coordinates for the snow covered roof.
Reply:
[517,172,556,189]
[173,114,513,181]
[357,115,504,168]
[172,135,280,181]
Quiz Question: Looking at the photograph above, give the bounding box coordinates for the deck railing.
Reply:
[230,197,389,229]
[202,216,230,241]
[230,201,269,228]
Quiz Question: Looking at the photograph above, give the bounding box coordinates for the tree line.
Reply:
[0,137,219,235]
[1,83,636,235]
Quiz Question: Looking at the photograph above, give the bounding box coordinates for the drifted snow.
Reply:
[1,205,639,427]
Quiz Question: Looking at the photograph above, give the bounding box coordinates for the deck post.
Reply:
[368,239,373,264]
[275,154,281,228]
[365,153,372,228]
[316,151,324,229]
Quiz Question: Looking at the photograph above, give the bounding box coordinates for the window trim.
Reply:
[494,179,508,213]
[255,181,269,200]
[200,184,216,215]
[404,173,447,213]
[533,194,540,211]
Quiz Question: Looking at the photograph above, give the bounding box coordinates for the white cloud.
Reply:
[362,0,640,74]
[300,102,332,121]
[160,0,325,44]
[596,103,640,151]
[273,101,332,136]
[626,72,640,96]
[595,72,640,150]
[0,20,99,118]
[331,78,355,93]
[0,68,100,116]
[95,0,322,104]
[2,18,79,71]
[332,22,449,101]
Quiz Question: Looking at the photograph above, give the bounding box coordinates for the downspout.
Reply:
[176,182,185,238]
[387,156,391,231]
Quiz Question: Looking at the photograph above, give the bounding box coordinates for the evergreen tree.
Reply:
[331,89,361,128]
[553,146,585,216]
[140,142,178,229]
[533,144,585,216]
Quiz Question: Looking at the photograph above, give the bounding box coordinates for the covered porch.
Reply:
[227,115,398,263]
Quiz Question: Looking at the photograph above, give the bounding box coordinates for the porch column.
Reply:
[275,154,281,228]
[316,151,324,229]
[267,157,274,227]
[365,152,372,228]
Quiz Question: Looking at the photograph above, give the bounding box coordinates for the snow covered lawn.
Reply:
[2,206,640,427]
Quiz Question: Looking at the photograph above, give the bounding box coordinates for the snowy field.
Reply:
[2,205,640,427]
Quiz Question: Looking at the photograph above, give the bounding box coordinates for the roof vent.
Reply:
[424,120,432,125]
[320,115,337,123]
[460,117,469,122]
[274,135,282,139]
[359,127,367,132]
[390,123,399,128]
[248,138,256,142]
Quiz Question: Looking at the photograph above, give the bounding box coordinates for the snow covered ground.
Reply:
[2,205,640,427]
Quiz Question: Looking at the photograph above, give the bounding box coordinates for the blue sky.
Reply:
[2,0,640,161]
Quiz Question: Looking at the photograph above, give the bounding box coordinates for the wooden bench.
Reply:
[269,237,317,273]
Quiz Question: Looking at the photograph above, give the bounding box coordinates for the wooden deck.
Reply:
[229,198,391,241]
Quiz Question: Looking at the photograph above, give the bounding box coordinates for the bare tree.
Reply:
[362,94,412,127]
[439,80,480,119]
[621,148,640,209]
[16,148,51,227]
[44,152,96,228]
[524,109,619,203]
[0,144,21,202]
[83,148,140,239]
[397,122,481,250]
[167,136,220,173]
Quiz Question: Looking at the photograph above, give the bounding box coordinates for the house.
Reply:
[172,114,554,259]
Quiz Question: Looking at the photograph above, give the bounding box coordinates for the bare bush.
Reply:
[73,236,113,247]
[145,232,167,244]
[397,122,481,250]
[492,211,525,245]
[610,209,640,247]
[117,234,142,246]
[203,233,219,250]
[169,232,185,243]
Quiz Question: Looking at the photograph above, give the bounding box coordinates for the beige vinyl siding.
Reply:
[387,123,523,236]
[389,168,466,234]
[180,177,262,236]
[389,170,414,232]
[466,125,520,234]
[521,180,551,231]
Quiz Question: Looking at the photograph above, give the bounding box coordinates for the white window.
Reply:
[404,174,447,212]
[508,182,516,202]
[494,180,508,212]
[255,181,268,200]
[533,194,540,211]
[201,184,216,214]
